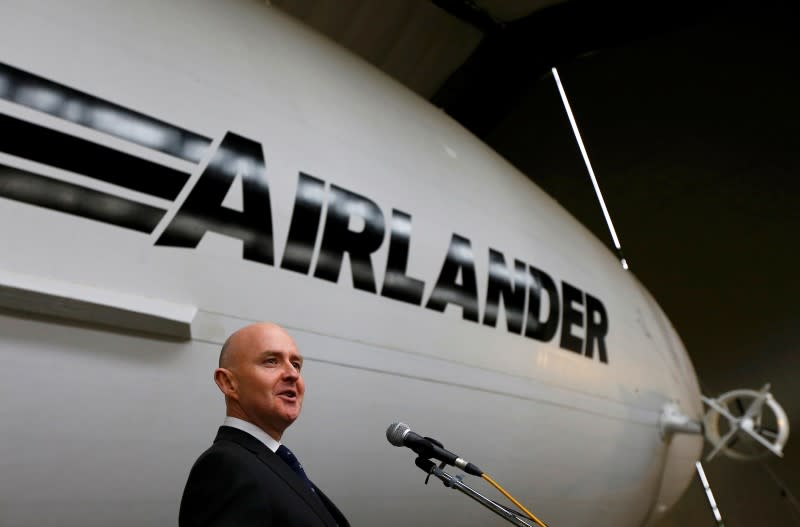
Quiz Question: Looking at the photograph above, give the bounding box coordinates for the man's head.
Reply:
[214,322,305,440]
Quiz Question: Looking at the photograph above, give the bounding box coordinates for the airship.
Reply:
[0,1,788,526]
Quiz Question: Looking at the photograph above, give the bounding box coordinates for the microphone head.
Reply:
[386,421,411,446]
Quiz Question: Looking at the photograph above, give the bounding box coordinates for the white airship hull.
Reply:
[0,1,702,526]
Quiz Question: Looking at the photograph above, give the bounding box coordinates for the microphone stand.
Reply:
[414,457,535,527]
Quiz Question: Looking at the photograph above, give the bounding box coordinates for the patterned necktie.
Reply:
[275,445,316,493]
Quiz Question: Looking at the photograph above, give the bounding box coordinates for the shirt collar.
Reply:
[222,416,281,452]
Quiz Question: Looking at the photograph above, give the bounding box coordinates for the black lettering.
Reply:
[482,249,526,334]
[281,172,325,274]
[524,266,560,341]
[380,209,425,305]
[313,185,385,293]
[425,234,479,322]
[584,293,609,363]
[155,132,274,265]
[559,281,584,354]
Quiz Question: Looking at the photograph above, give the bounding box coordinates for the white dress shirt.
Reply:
[222,416,281,453]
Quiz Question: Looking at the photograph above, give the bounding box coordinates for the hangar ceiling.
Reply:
[270,0,485,98]
[272,0,719,135]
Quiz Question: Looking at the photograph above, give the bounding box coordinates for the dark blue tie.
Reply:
[276,445,316,493]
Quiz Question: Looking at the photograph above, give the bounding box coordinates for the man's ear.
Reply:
[214,368,238,399]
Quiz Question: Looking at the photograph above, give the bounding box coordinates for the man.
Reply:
[179,322,349,527]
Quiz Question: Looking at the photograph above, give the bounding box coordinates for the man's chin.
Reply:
[278,405,302,425]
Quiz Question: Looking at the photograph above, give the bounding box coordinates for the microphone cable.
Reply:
[481,472,550,527]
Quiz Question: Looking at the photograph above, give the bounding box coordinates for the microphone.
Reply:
[386,422,483,476]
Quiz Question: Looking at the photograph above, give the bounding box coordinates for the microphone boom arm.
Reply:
[414,458,535,527]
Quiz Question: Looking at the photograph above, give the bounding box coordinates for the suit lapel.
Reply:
[215,427,338,527]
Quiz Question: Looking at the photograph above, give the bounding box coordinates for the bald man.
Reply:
[179,322,349,527]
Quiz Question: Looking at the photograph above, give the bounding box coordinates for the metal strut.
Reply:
[414,457,535,527]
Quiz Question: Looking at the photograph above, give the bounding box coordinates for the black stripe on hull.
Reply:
[0,113,189,200]
[0,62,211,163]
[0,164,166,233]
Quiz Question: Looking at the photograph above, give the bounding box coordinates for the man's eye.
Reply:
[292,362,302,370]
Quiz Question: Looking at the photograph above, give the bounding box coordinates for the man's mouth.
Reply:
[277,389,297,400]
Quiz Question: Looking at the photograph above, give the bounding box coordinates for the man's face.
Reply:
[220,323,305,439]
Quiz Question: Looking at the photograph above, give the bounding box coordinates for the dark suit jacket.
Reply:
[179,426,349,527]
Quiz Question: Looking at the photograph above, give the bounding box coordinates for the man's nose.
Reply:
[281,362,300,379]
